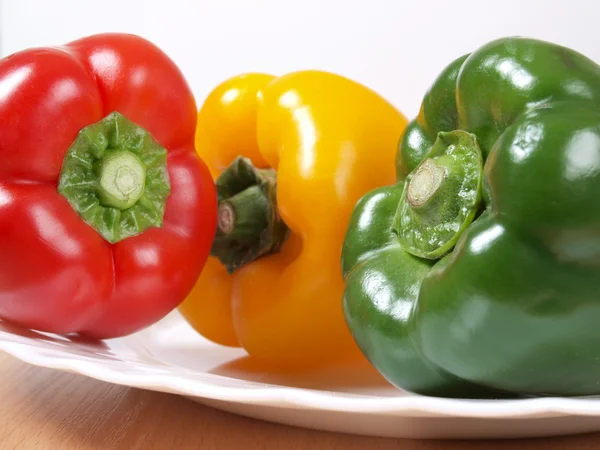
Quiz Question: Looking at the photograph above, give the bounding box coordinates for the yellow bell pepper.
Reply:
[179,71,408,368]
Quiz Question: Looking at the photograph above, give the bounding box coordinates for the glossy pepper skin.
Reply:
[342,37,600,397]
[0,33,217,338]
[179,71,408,367]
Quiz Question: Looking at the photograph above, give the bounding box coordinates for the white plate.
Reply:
[2,311,600,440]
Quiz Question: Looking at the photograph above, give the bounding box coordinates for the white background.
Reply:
[1,0,599,116]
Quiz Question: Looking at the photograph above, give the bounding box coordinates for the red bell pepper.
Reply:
[0,33,217,338]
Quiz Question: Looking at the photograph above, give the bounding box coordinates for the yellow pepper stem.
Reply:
[211,156,289,273]
[218,186,269,241]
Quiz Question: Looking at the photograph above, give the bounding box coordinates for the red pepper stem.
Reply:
[96,150,146,210]
[57,111,171,244]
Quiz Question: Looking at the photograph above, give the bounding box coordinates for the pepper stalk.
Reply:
[394,130,484,259]
[210,156,290,273]
[57,111,171,244]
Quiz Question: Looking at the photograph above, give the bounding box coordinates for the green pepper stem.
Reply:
[96,150,146,210]
[407,159,447,208]
[394,130,483,259]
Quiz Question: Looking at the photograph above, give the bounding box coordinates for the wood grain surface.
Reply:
[1,352,600,449]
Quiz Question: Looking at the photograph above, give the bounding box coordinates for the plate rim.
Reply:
[3,335,600,420]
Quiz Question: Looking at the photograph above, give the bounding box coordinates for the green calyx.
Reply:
[58,111,171,244]
[210,156,289,273]
[394,130,483,259]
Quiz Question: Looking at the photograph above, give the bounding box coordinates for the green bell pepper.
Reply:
[342,36,600,398]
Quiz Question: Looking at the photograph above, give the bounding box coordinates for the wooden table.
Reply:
[1,352,599,449]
